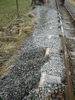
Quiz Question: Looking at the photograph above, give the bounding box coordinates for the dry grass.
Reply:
[0,11,38,75]
[66,0,75,7]
[19,26,33,36]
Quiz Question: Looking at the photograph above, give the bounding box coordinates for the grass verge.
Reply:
[66,0,75,7]
[0,0,32,27]
[0,10,38,75]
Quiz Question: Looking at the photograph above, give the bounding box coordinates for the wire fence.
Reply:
[0,0,31,28]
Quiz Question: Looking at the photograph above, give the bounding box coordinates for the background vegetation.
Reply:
[0,0,31,27]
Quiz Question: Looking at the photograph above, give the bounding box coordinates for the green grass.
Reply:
[0,0,31,27]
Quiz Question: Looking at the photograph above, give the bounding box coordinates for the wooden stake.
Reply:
[16,0,19,18]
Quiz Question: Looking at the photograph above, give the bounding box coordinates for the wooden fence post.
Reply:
[16,0,19,18]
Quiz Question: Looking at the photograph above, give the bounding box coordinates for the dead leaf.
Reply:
[44,93,48,97]
[39,94,41,98]
[46,55,50,60]
[71,57,74,60]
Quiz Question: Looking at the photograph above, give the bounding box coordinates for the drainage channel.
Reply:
[23,2,68,100]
